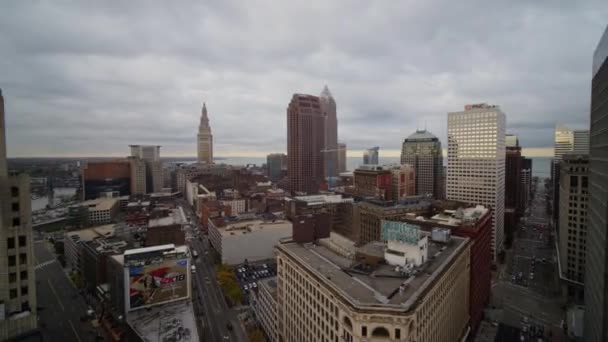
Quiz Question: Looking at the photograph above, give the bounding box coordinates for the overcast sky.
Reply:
[1,1,606,158]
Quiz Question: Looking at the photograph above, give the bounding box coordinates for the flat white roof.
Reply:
[124,244,175,256]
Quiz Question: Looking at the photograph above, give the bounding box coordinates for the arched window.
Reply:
[343,316,353,330]
[371,326,390,338]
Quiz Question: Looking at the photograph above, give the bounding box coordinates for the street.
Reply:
[179,200,248,342]
[34,239,99,342]
[491,178,566,341]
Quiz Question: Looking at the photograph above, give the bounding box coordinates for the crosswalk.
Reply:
[35,259,57,270]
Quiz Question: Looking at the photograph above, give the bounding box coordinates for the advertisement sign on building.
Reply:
[381,220,420,244]
[124,245,190,311]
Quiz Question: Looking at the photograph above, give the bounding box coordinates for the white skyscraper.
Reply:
[554,124,590,160]
[447,103,506,260]
[197,103,213,164]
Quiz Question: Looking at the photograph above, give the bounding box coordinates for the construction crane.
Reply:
[320,145,347,189]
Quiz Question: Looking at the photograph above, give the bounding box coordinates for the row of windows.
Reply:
[8,253,28,266]
[8,271,28,283]
[7,236,27,249]
[9,286,28,299]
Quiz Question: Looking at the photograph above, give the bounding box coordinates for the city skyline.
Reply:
[0,2,606,158]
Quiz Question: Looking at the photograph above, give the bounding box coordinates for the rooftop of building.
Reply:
[84,236,129,255]
[358,196,433,211]
[287,194,354,205]
[148,208,185,227]
[423,205,490,227]
[258,276,278,299]
[405,129,439,141]
[127,300,199,342]
[76,198,119,211]
[66,224,115,243]
[277,233,469,311]
[354,165,392,172]
[213,214,292,237]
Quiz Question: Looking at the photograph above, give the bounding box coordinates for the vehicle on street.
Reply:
[191,265,196,273]
[227,322,233,331]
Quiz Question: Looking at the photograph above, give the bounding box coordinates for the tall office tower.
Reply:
[320,86,338,178]
[504,134,522,247]
[520,158,532,211]
[197,103,213,164]
[287,94,325,194]
[363,146,379,165]
[447,103,506,261]
[129,145,163,193]
[552,125,590,227]
[557,154,588,301]
[337,142,347,173]
[400,129,443,198]
[267,153,287,182]
[585,26,608,342]
[276,230,471,342]
[0,89,38,339]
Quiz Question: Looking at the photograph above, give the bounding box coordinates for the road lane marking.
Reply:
[48,279,65,311]
[68,320,82,342]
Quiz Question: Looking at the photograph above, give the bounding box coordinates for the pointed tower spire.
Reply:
[320,85,333,99]
[199,102,210,128]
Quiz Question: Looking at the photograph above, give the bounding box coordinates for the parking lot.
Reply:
[236,262,277,299]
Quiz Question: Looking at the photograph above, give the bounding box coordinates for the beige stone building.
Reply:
[197,103,213,164]
[276,229,471,342]
[0,89,37,339]
[129,156,147,195]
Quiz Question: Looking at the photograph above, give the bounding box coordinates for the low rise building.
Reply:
[388,164,416,200]
[208,215,292,265]
[276,223,471,342]
[64,224,116,273]
[354,165,393,200]
[353,197,432,245]
[286,194,354,238]
[146,208,186,247]
[251,277,278,341]
[82,198,119,224]
[402,203,492,333]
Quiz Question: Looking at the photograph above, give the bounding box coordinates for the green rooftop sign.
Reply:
[381,220,420,244]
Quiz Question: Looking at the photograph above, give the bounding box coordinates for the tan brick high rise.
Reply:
[0,89,38,340]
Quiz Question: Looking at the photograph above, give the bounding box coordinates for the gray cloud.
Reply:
[0,0,606,157]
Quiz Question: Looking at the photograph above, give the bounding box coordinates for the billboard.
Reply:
[125,255,190,311]
[381,220,420,244]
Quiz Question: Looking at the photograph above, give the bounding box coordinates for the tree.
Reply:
[248,328,265,342]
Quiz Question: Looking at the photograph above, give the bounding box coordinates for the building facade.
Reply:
[353,198,431,245]
[267,153,287,182]
[400,129,443,199]
[82,160,131,200]
[276,233,471,342]
[389,164,416,200]
[447,103,506,261]
[557,155,588,301]
[353,165,393,200]
[584,25,608,342]
[128,156,147,195]
[129,145,163,193]
[0,89,38,340]
[505,134,522,247]
[287,94,325,195]
[197,103,213,164]
[320,86,339,178]
[363,146,379,165]
[520,158,532,211]
[251,277,278,342]
[337,142,347,173]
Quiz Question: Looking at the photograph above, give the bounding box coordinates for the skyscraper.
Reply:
[363,146,379,165]
[197,103,213,164]
[504,134,522,247]
[320,85,338,178]
[337,142,347,173]
[400,129,443,198]
[130,145,163,193]
[584,25,608,342]
[0,89,38,339]
[552,125,590,227]
[558,154,588,301]
[287,94,325,194]
[447,103,506,261]
[520,158,532,212]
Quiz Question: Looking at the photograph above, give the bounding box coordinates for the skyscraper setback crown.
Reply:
[197,102,213,164]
